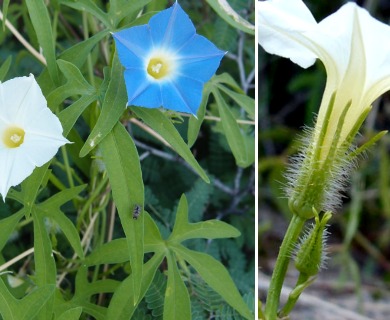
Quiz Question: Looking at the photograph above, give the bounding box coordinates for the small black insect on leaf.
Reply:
[133,204,142,220]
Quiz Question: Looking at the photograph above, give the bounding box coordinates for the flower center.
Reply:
[147,57,170,80]
[3,126,25,148]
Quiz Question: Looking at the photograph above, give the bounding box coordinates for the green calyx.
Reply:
[286,90,385,219]
[294,208,332,276]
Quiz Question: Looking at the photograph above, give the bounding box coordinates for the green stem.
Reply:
[264,214,305,320]
[278,273,311,318]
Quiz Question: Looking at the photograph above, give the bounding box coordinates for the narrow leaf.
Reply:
[0,56,12,81]
[206,0,255,35]
[100,122,144,303]
[218,85,255,118]
[80,53,127,157]
[25,0,59,83]
[214,89,249,167]
[164,251,191,320]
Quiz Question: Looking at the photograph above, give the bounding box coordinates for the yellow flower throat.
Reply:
[3,126,25,148]
[147,57,170,80]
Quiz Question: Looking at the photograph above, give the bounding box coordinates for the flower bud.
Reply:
[294,209,332,276]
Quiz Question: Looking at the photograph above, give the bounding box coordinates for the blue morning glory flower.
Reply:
[113,2,225,116]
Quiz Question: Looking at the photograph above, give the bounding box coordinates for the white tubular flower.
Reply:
[259,0,390,160]
[258,0,390,215]
[0,75,69,200]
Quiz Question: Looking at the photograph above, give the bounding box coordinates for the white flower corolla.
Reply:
[258,0,390,161]
[0,75,69,200]
[259,0,390,215]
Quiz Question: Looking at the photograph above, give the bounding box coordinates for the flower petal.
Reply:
[0,75,47,126]
[124,69,162,108]
[0,148,35,200]
[258,0,318,68]
[162,76,203,115]
[149,2,195,51]
[177,35,225,82]
[113,25,152,69]
[357,5,390,105]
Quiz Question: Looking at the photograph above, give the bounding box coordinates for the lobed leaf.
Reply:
[172,244,253,320]
[0,208,25,251]
[107,252,165,320]
[32,210,57,319]
[169,194,240,242]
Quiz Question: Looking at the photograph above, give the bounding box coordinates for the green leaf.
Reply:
[132,107,210,183]
[54,267,117,319]
[218,85,255,118]
[172,244,253,320]
[169,194,240,242]
[59,94,98,137]
[18,286,56,320]
[1,0,10,31]
[36,185,86,259]
[212,73,243,91]
[0,56,12,81]
[188,86,211,148]
[0,279,55,320]
[164,251,191,320]
[59,30,109,68]
[84,238,128,266]
[47,60,96,108]
[108,0,152,27]
[21,163,51,215]
[100,122,144,303]
[213,89,249,167]
[144,212,164,253]
[0,208,25,251]
[80,53,127,157]
[25,0,59,84]
[60,0,110,28]
[206,0,255,35]
[107,252,165,320]
[56,307,83,320]
[32,210,57,320]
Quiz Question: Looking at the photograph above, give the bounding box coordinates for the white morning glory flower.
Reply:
[0,74,69,200]
[113,2,225,116]
[258,0,390,162]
